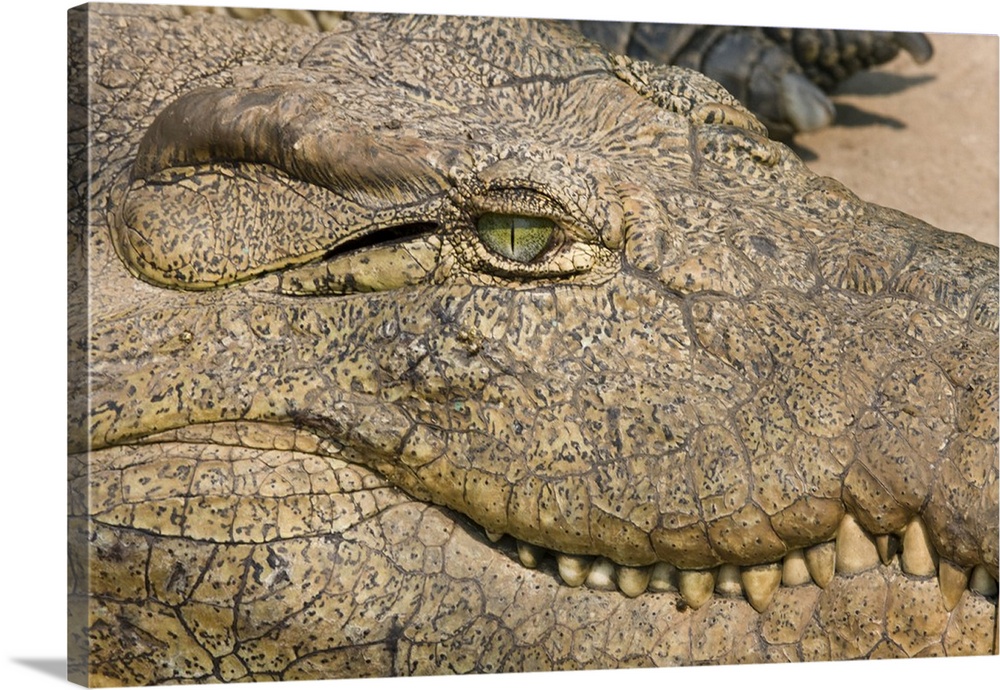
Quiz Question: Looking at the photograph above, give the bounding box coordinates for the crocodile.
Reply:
[566,22,932,138]
[181,4,936,138]
[68,5,999,685]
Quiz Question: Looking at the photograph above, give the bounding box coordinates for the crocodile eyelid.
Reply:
[447,181,606,279]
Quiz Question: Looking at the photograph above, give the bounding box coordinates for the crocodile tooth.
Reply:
[715,564,743,597]
[741,563,782,612]
[875,534,900,565]
[835,514,879,574]
[677,569,716,609]
[516,541,545,569]
[901,517,938,577]
[969,565,999,597]
[556,554,592,587]
[617,565,651,598]
[585,557,617,591]
[781,549,812,586]
[804,541,836,588]
[938,560,970,611]
[484,529,504,543]
[648,562,677,592]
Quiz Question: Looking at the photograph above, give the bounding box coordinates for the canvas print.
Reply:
[67,4,999,686]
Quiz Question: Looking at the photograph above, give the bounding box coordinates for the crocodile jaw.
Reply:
[82,266,999,577]
[72,427,998,678]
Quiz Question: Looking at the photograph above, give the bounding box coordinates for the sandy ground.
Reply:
[794,32,998,246]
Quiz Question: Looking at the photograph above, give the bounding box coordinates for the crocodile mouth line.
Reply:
[95,420,1000,617]
[486,518,1000,613]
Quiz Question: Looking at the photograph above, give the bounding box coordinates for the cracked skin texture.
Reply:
[67,5,998,685]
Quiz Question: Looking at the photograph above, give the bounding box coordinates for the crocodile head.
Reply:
[69,7,998,683]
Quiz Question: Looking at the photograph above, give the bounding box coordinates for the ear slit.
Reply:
[320,222,438,262]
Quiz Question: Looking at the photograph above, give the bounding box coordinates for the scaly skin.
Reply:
[181,6,936,137]
[567,21,933,136]
[68,5,999,686]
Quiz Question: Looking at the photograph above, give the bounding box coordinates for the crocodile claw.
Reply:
[895,31,934,64]
[780,71,836,132]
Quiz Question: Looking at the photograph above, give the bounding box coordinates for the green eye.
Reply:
[476,213,555,263]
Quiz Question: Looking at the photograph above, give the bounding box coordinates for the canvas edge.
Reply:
[68,3,93,687]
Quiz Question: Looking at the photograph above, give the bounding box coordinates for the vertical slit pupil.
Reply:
[475,213,556,263]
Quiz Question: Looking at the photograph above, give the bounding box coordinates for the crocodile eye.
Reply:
[476,213,555,263]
